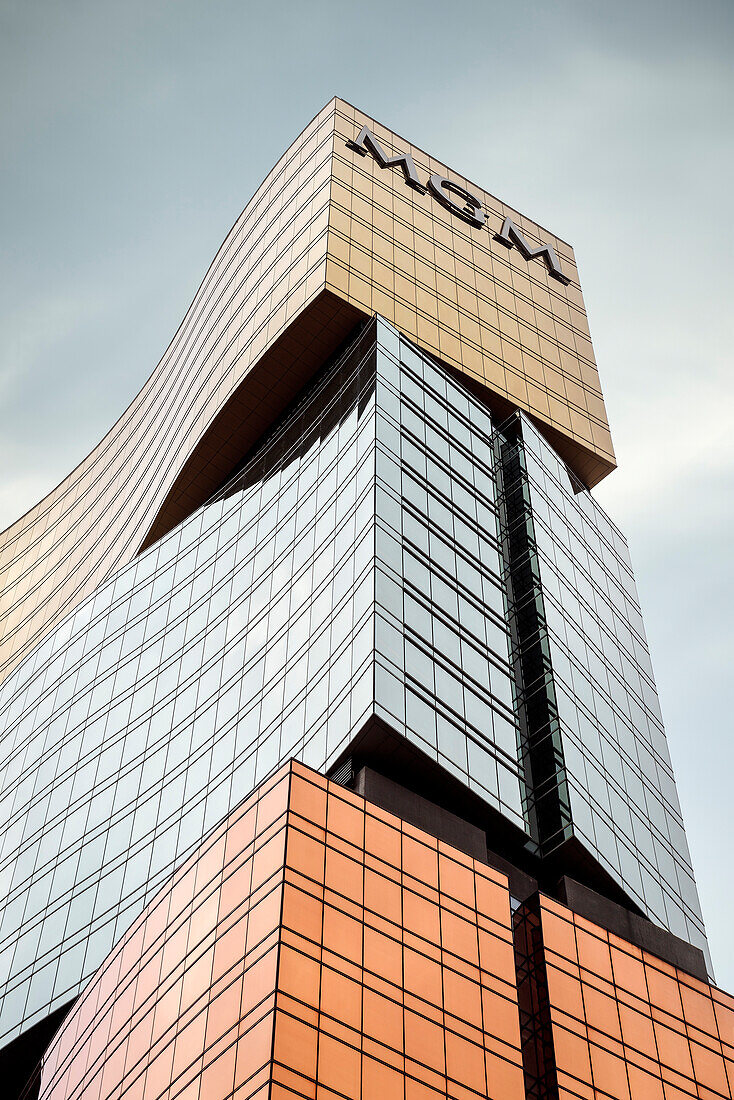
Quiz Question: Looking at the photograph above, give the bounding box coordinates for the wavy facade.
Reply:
[0,97,613,690]
[1,99,723,1100]
[0,100,354,688]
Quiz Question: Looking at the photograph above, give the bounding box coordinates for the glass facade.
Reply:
[0,318,707,1060]
[0,318,522,1048]
[371,322,524,826]
[513,416,706,958]
[2,96,725,1100]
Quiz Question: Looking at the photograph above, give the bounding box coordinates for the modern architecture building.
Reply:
[1,98,731,1100]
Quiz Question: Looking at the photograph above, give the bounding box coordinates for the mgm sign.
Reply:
[346,125,570,286]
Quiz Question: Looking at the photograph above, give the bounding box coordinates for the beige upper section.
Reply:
[327,99,614,486]
[0,97,613,687]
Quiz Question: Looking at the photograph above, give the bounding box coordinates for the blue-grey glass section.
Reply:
[373,327,524,826]
[0,317,525,1048]
[517,413,708,964]
[0,313,709,1047]
[0,325,378,1045]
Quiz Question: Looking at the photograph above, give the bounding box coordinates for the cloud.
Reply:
[1,0,732,986]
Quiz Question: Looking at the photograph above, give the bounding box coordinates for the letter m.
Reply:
[494,218,571,285]
[346,125,426,192]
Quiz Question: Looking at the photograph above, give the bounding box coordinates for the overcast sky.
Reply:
[2,0,733,985]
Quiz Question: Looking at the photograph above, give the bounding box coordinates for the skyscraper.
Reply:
[1,98,731,1100]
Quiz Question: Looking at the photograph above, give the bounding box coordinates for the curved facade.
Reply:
[0,97,613,689]
[0,320,528,1049]
[0,100,353,687]
[1,98,721,1100]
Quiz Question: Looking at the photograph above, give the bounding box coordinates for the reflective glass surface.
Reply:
[516,414,707,962]
[0,318,523,1047]
[0,316,707,1054]
[372,324,524,825]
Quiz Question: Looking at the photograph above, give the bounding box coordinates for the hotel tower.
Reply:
[1,99,731,1100]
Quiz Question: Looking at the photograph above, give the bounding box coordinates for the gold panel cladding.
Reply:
[325,98,614,488]
[0,100,339,685]
[0,97,614,687]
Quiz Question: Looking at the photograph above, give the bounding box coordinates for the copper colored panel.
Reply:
[35,766,734,1100]
[36,761,526,1100]
[517,894,734,1099]
[278,766,526,1100]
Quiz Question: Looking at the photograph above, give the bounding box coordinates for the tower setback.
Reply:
[0,99,727,1100]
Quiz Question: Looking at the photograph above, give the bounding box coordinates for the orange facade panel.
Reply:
[33,762,734,1100]
[516,894,734,1099]
[37,761,526,1100]
[278,766,526,1100]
